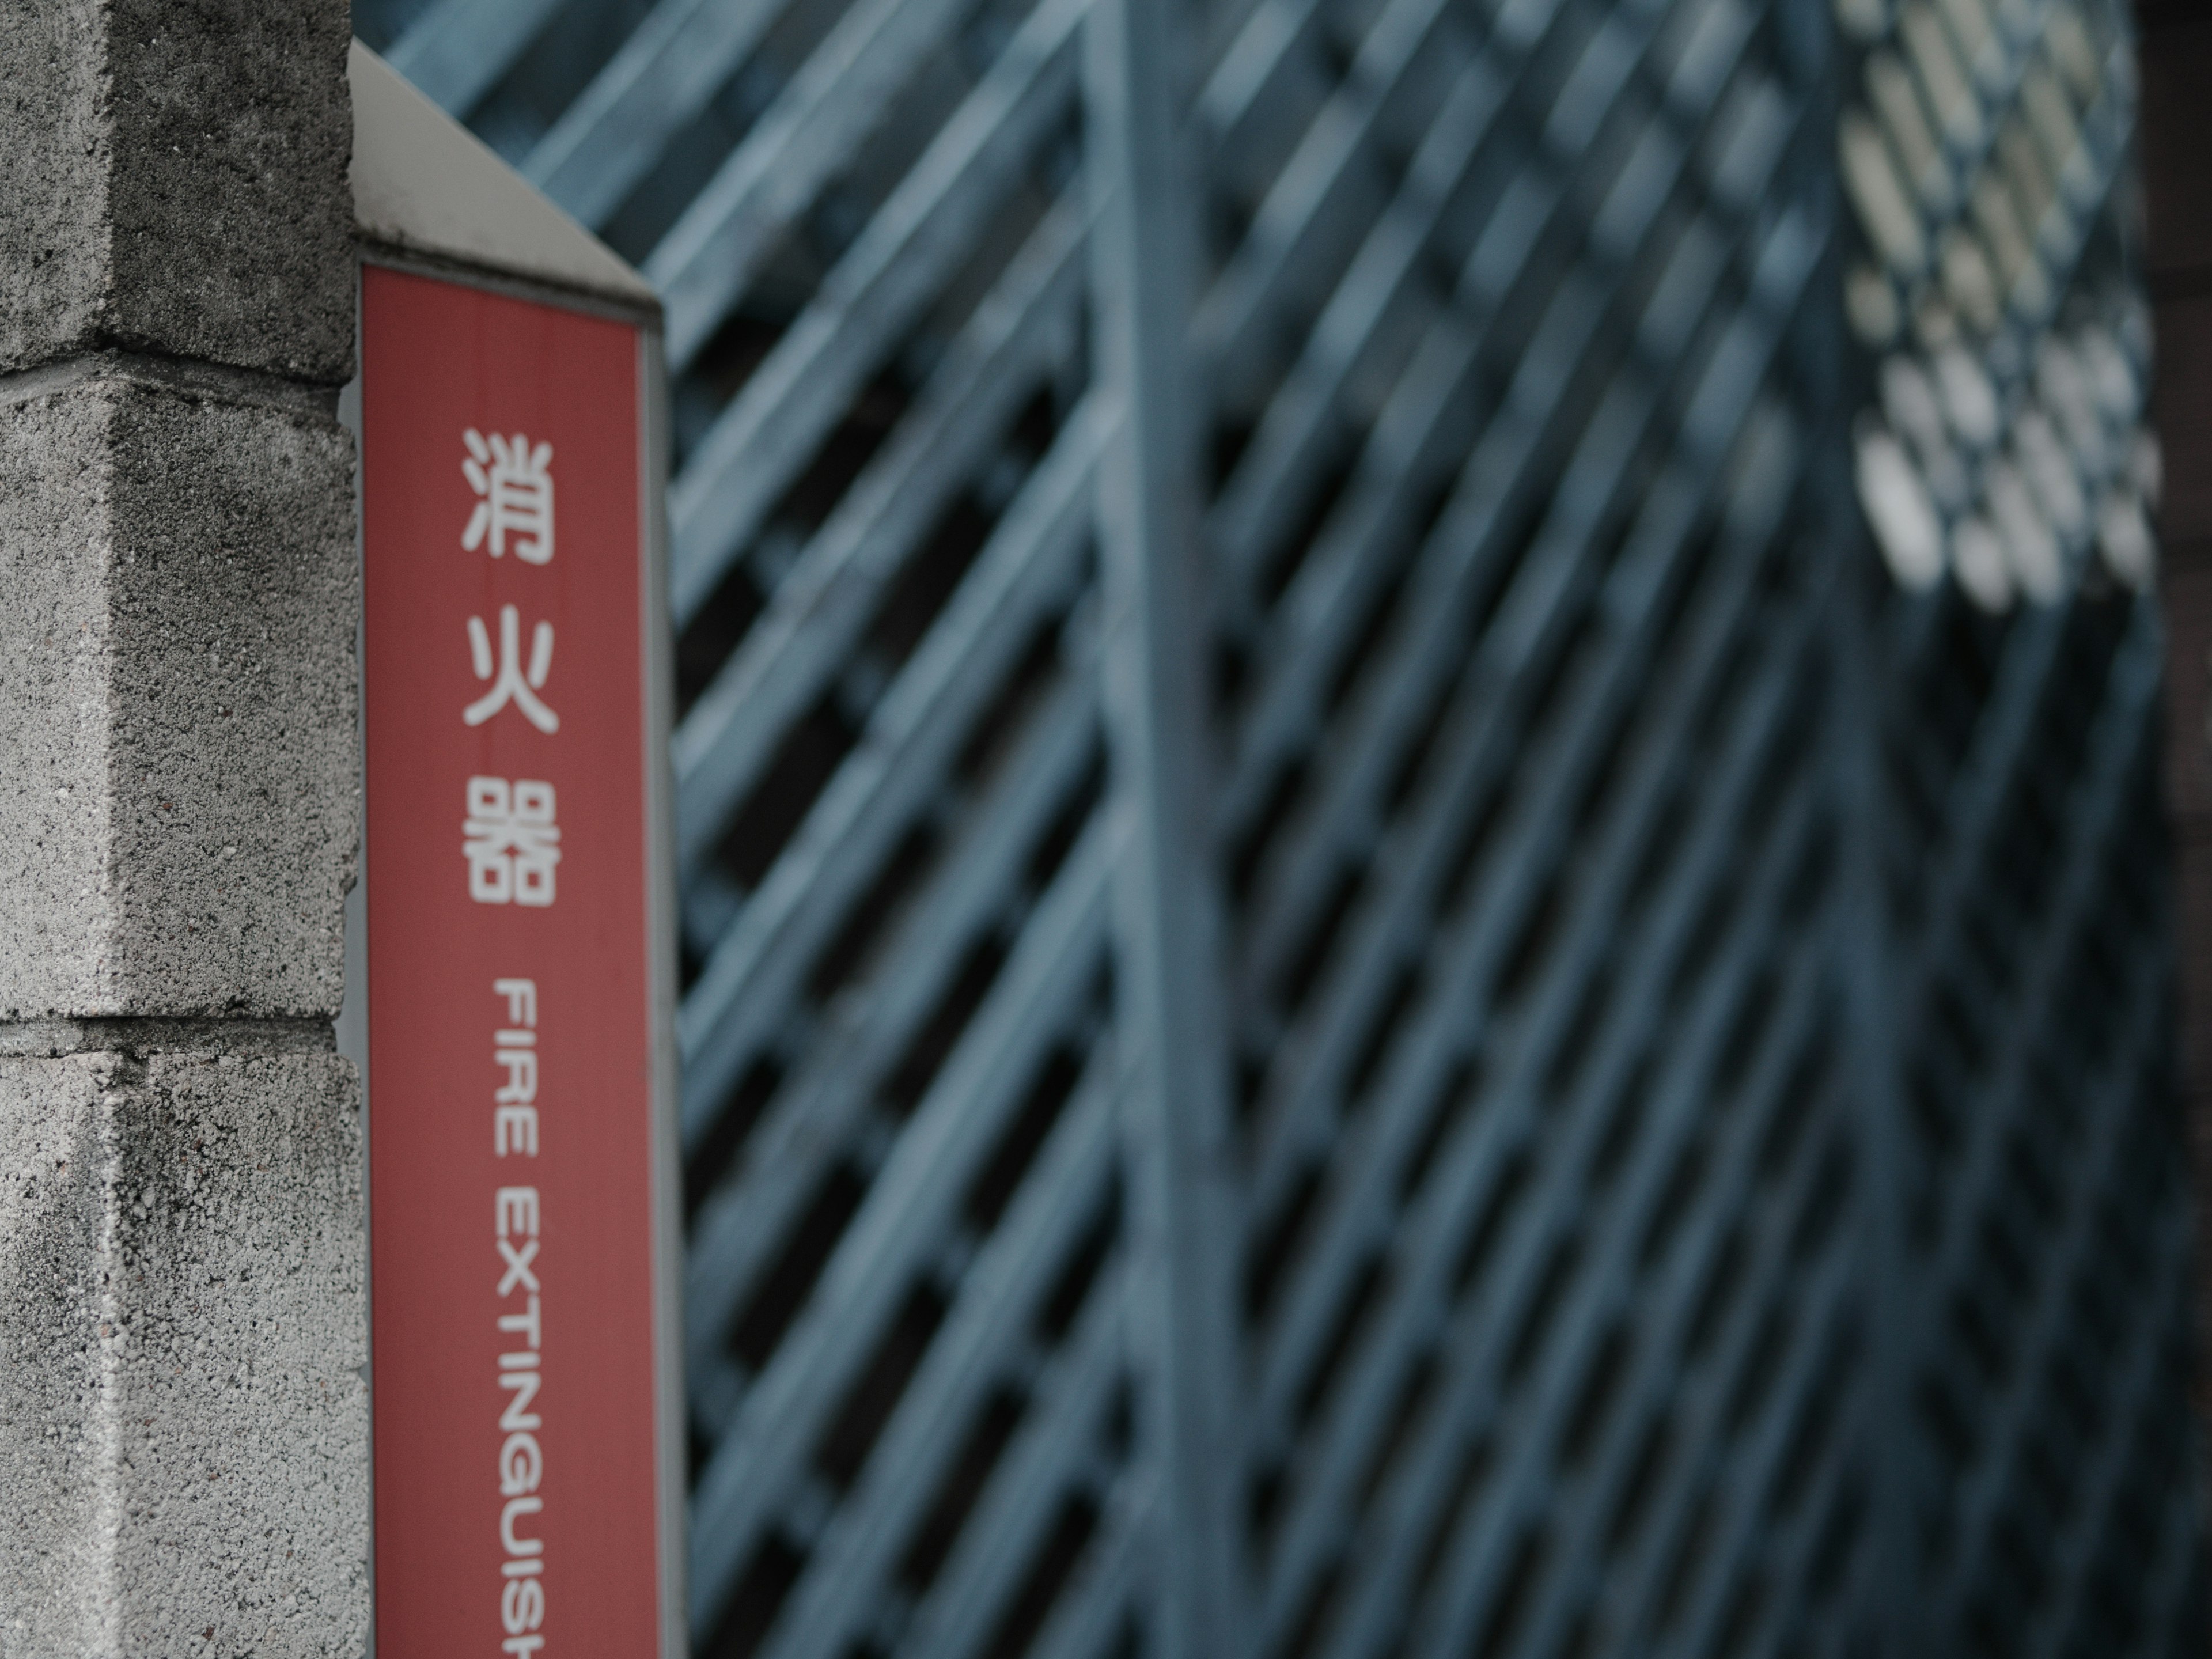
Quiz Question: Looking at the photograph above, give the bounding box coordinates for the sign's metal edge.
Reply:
[637,324,691,1659]
[357,238,663,328]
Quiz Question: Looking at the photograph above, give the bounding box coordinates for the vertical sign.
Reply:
[359,264,665,1658]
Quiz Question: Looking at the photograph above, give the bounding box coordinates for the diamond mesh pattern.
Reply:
[1829,0,2206,1652]
[1183,1,1880,1654]
[350,0,2205,1652]
[1875,584,2204,1658]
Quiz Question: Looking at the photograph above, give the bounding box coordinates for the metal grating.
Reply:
[350,0,2207,1653]
[1833,0,2207,1652]
[1180,0,1880,1654]
[1868,577,2205,1659]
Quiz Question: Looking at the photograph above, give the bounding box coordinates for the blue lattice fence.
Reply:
[351,0,2206,1652]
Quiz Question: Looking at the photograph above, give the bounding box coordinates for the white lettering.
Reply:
[499,1296,544,1349]
[464,607,560,733]
[495,1187,540,1238]
[490,982,548,1643]
[464,778,561,905]
[495,1105,540,1157]
[502,1575,547,1634]
[501,1496,545,1556]
[495,1047,539,1104]
[461,429,554,565]
[498,1370,541,1433]
[498,1239,541,1297]
[499,1433,543,1496]
[495,978,538,1027]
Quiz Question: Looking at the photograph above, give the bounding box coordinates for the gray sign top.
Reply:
[350,40,657,315]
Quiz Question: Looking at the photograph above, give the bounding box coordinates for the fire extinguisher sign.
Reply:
[346,39,682,1659]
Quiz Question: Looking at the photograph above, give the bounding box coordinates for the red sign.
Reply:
[359,265,666,1658]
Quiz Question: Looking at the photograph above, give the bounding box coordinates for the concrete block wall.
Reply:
[0,5,368,1654]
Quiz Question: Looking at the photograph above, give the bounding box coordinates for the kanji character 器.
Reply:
[463,777,560,906]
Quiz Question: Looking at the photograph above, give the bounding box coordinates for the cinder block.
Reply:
[0,1043,367,1658]
[0,373,357,1020]
[0,0,354,383]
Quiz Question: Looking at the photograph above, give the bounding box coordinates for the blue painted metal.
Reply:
[351,0,2207,1652]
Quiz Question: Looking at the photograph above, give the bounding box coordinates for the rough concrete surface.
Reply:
[0,1,105,372]
[0,1042,368,1658]
[0,0,354,384]
[0,381,109,1022]
[0,371,358,1021]
[1,0,368,1649]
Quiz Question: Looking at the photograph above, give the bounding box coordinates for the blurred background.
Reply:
[353,0,2208,1653]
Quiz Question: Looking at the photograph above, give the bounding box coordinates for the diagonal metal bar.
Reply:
[747,1074,1120,1658]
[387,0,566,115]
[1346,770,1828,1659]
[671,210,1094,873]
[1912,604,2162,1291]
[1245,424,1786,1445]
[888,1268,1130,1656]
[1942,949,2171,1646]
[687,829,1114,1625]
[522,0,791,225]
[2016,1213,2191,1659]
[671,392,1101,1098]
[683,782,1107,1394]
[1025,1488,1146,1659]
[1243,211,1819,1212]
[639,0,987,343]
[681,673,1102,1427]
[1194,0,1480,410]
[666,0,1086,619]
[1406,781,1829,1659]
[1303,688,1820,1658]
[1252,457,1802,1632]
[1300,561,1824,1659]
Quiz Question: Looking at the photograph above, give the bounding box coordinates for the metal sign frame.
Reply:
[336,39,685,1659]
